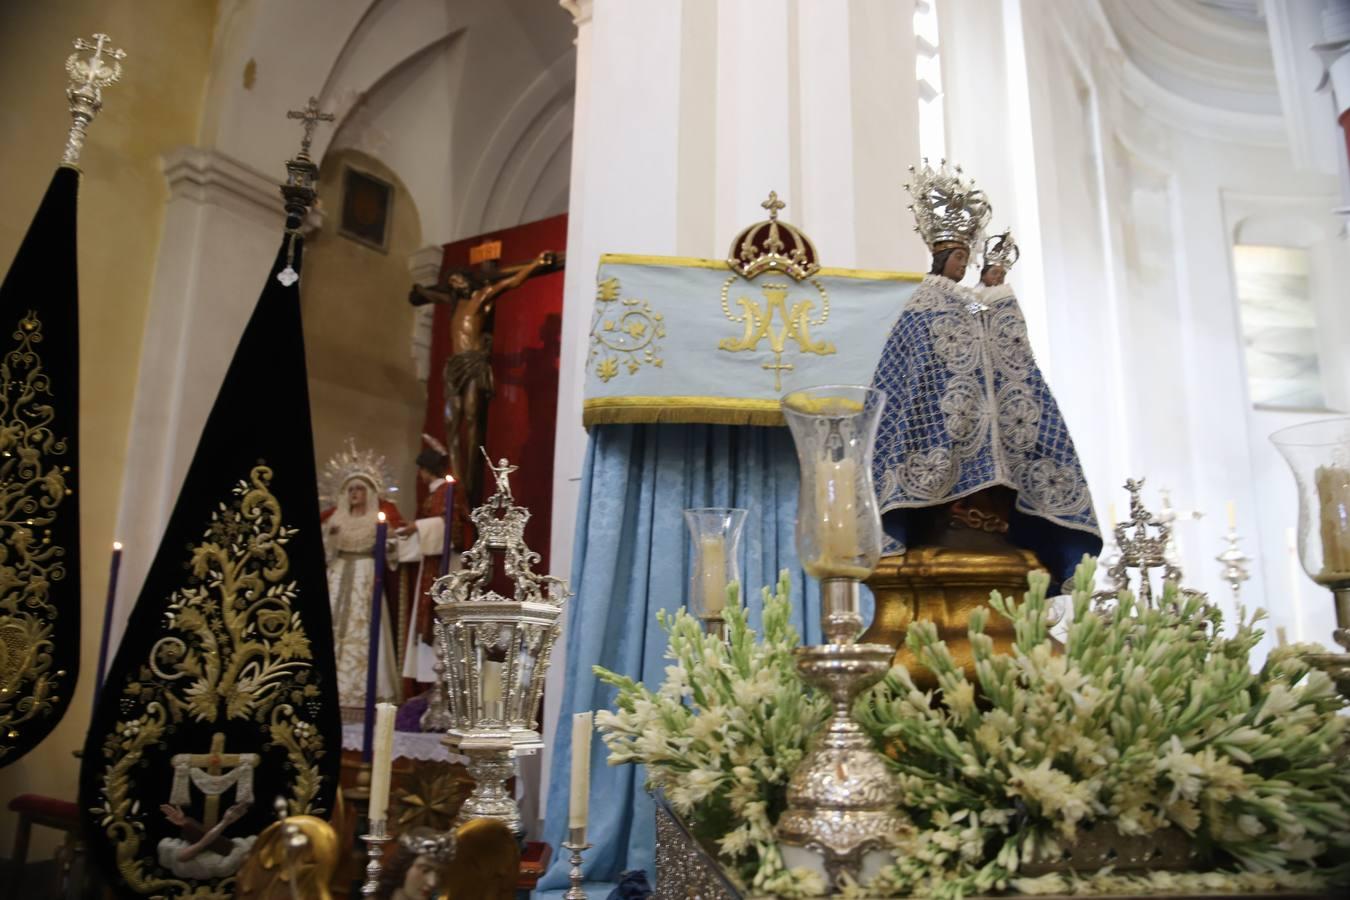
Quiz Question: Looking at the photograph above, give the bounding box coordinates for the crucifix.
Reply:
[286,96,335,160]
[62,33,126,167]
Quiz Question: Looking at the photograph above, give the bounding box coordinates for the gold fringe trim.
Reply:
[583,396,785,427]
[598,253,923,283]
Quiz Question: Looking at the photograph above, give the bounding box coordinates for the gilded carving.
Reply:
[0,312,71,760]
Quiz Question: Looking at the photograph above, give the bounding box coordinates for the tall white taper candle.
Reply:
[368,702,397,825]
[569,711,593,833]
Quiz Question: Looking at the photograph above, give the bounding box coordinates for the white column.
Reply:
[407,245,443,383]
[112,148,282,644]
[797,1,858,266]
[544,0,684,831]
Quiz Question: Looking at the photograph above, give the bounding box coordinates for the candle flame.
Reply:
[112,541,123,551]
[445,473,456,485]
[377,511,386,523]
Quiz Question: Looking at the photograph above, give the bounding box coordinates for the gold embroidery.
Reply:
[0,312,71,760]
[598,252,924,282]
[91,466,328,898]
[588,276,665,381]
[718,276,835,391]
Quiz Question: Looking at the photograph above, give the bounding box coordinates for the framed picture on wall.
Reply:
[339,165,393,252]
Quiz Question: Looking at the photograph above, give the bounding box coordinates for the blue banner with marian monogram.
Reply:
[583,254,921,426]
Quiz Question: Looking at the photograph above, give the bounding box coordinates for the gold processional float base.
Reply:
[650,545,1339,899]
[862,546,1041,690]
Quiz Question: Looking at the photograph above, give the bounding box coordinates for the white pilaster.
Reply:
[112,148,283,642]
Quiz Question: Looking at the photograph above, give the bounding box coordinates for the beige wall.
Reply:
[0,0,216,856]
[303,147,426,512]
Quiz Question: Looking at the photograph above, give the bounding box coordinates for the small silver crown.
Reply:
[398,828,456,863]
[905,158,992,251]
[983,229,1020,271]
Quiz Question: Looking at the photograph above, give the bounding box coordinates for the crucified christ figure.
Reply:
[409,250,564,501]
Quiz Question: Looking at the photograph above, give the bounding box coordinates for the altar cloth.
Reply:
[583,255,921,426]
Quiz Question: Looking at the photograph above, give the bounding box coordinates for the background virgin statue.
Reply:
[869,160,1101,584]
[319,439,403,719]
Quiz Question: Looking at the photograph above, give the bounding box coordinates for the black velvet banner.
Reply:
[0,167,81,769]
[80,231,342,898]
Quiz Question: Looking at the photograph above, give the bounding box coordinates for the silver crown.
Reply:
[398,828,456,863]
[983,229,1020,271]
[319,437,396,506]
[905,158,992,251]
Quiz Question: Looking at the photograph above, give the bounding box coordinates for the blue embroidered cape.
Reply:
[870,275,1101,582]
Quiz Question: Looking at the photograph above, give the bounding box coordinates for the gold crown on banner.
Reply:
[726,191,820,281]
[320,437,396,506]
[905,158,992,252]
[983,229,1020,270]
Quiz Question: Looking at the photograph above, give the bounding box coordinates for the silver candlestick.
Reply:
[562,831,591,900]
[1216,528,1252,601]
[360,820,391,897]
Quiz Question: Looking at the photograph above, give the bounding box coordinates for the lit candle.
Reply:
[1226,501,1237,531]
[569,711,593,836]
[439,473,456,577]
[94,541,123,703]
[368,702,397,826]
[363,511,389,761]
[482,659,504,720]
[698,534,728,616]
[1107,503,1117,530]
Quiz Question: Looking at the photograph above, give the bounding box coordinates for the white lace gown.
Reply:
[324,513,399,721]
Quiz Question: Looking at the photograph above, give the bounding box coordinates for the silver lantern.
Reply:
[431,455,569,835]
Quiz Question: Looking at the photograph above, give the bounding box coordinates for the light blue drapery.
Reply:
[538,423,873,889]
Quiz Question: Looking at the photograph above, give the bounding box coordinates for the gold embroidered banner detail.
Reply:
[583,395,785,427]
[0,312,71,760]
[91,466,327,898]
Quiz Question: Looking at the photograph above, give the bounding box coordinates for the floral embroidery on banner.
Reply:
[90,466,329,899]
[0,312,71,760]
[588,276,666,382]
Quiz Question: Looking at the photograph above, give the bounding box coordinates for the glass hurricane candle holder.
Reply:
[775,384,906,878]
[1272,418,1350,697]
[782,385,886,644]
[683,508,747,635]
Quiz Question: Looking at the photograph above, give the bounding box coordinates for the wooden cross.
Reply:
[286,96,335,158]
[181,732,248,828]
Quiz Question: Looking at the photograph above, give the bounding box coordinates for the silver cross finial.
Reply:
[286,96,335,159]
[62,33,125,167]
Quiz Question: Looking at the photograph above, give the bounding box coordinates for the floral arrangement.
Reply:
[594,574,832,894]
[594,560,1350,897]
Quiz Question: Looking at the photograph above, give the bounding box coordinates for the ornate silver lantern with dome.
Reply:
[430,452,570,835]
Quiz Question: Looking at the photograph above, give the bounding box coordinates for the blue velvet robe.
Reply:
[870,275,1101,581]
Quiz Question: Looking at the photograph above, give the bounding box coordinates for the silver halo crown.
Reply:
[904,158,992,252]
[319,437,396,506]
[398,829,456,863]
[983,229,1020,271]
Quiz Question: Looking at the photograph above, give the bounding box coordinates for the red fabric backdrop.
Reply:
[422,214,567,571]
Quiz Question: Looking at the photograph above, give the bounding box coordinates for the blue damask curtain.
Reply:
[538,422,874,889]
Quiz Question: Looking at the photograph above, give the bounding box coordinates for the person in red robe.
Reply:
[395,441,457,696]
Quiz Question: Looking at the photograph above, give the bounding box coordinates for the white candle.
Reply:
[368,702,397,826]
[569,711,593,833]
[698,535,728,615]
[482,659,504,719]
[1107,503,1117,530]
[1226,501,1237,531]
[810,458,862,577]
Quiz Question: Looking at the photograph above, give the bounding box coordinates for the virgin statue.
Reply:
[869,160,1101,584]
[320,439,404,720]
